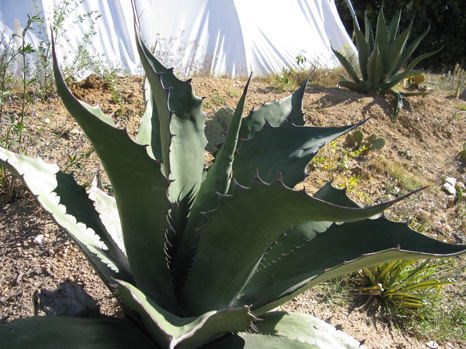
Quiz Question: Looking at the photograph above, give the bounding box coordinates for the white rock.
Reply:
[445,177,457,187]
[443,183,456,196]
[33,234,44,245]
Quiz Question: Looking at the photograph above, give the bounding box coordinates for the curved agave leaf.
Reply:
[366,46,384,87]
[117,280,254,349]
[388,47,442,89]
[53,40,177,312]
[233,119,366,188]
[181,177,418,315]
[387,10,402,43]
[243,217,466,315]
[353,22,369,81]
[253,311,361,348]
[171,79,250,291]
[239,78,308,139]
[135,27,207,206]
[0,316,157,348]
[375,7,389,64]
[87,171,125,254]
[384,22,413,79]
[208,311,362,348]
[136,78,162,160]
[0,148,131,287]
[332,48,361,84]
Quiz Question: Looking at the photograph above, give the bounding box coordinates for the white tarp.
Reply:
[0,0,355,78]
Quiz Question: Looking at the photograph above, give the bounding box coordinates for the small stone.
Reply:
[443,183,456,196]
[445,177,457,187]
[44,118,50,124]
[33,234,44,246]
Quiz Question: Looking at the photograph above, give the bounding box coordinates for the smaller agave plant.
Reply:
[0,8,465,349]
[332,7,440,119]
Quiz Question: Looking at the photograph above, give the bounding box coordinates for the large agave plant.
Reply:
[1,13,465,349]
[332,7,440,119]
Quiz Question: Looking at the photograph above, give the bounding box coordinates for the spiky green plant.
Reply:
[351,259,456,310]
[0,12,465,349]
[332,7,440,119]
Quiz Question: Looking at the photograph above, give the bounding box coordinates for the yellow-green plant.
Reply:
[332,7,440,119]
[352,259,456,310]
[0,8,465,349]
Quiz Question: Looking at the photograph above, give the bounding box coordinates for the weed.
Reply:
[228,90,239,98]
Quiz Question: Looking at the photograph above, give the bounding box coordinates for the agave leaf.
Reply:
[136,78,162,160]
[364,12,374,54]
[384,22,413,79]
[87,171,125,254]
[239,79,308,140]
[181,178,419,315]
[135,29,207,205]
[375,7,389,55]
[53,41,177,312]
[233,120,366,188]
[389,47,442,88]
[244,217,465,315]
[353,24,369,81]
[387,10,402,43]
[117,280,254,349]
[366,46,384,87]
[0,316,157,348]
[209,311,362,348]
[0,148,132,287]
[387,26,432,85]
[332,48,361,84]
[254,312,361,348]
[171,79,250,292]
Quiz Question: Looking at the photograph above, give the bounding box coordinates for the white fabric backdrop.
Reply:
[0,0,355,78]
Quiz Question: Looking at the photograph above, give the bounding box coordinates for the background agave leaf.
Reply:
[0,316,158,348]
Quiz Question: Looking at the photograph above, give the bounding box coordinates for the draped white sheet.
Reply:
[0,0,355,78]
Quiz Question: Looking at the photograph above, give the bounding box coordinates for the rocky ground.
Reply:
[1,73,465,348]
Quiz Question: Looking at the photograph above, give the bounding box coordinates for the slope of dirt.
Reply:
[1,74,465,348]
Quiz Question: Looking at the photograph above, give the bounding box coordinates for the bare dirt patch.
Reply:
[1,74,465,348]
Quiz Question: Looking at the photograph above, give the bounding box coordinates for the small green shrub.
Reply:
[346,128,385,155]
